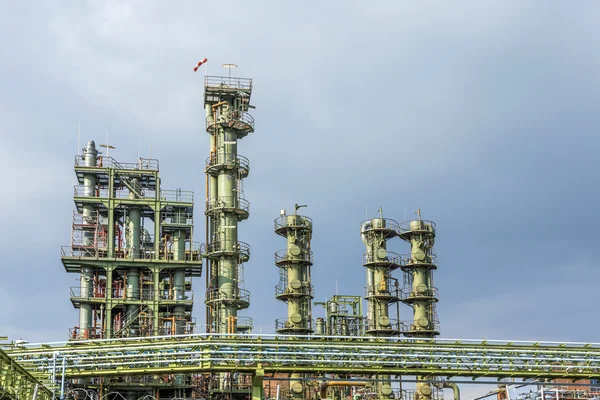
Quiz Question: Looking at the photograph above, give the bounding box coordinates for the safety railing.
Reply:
[275,317,314,332]
[205,287,251,304]
[361,217,401,233]
[71,212,100,226]
[69,286,194,302]
[61,246,202,262]
[205,240,250,260]
[206,196,250,215]
[161,210,193,225]
[401,253,439,267]
[274,214,313,231]
[364,284,401,300]
[275,249,314,264]
[74,155,159,171]
[362,251,406,266]
[400,286,439,301]
[235,316,254,332]
[68,326,104,340]
[205,153,250,176]
[402,318,441,336]
[364,317,406,333]
[73,185,158,200]
[205,111,254,133]
[205,75,252,91]
[161,189,194,202]
[399,219,436,234]
[275,282,314,298]
[69,286,106,299]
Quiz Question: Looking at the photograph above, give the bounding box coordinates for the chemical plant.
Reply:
[2,69,600,400]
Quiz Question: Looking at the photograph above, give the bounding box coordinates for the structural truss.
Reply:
[6,333,600,396]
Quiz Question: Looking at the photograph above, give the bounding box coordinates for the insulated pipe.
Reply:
[172,209,187,335]
[436,382,460,400]
[320,381,368,399]
[79,141,98,339]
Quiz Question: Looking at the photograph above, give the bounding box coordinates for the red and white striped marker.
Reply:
[193,58,208,72]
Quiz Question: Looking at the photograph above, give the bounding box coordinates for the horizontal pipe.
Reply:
[320,381,368,399]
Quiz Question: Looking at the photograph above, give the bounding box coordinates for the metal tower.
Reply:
[274,204,314,400]
[399,210,440,400]
[204,74,254,335]
[361,211,402,336]
[62,140,202,398]
[360,210,402,399]
[274,205,314,335]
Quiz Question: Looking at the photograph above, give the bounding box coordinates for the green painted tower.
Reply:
[361,212,402,336]
[62,140,202,398]
[274,204,314,400]
[399,209,440,400]
[204,75,254,335]
[360,210,402,399]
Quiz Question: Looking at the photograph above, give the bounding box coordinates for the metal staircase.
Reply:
[114,304,151,337]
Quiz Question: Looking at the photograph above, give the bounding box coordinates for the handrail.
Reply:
[275,318,314,331]
[275,282,314,297]
[205,75,252,91]
[74,155,159,171]
[160,189,194,202]
[205,287,250,304]
[73,185,157,200]
[360,217,401,232]
[205,241,250,259]
[275,249,314,264]
[69,286,194,302]
[205,112,254,133]
[274,214,313,231]
[400,286,440,300]
[362,251,406,266]
[399,220,437,233]
[61,246,202,262]
[206,196,250,214]
[205,153,250,174]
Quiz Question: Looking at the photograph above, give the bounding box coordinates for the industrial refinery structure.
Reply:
[3,70,600,400]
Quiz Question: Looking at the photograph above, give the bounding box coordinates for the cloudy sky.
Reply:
[1,1,599,397]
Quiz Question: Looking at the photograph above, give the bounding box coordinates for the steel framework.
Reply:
[6,333,600,399]
[0,347,52,400]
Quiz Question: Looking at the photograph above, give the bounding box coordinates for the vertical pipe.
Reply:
[173,208,186,334]
[79,141,97,339]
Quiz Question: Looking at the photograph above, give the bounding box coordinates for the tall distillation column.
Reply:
[204,74,253,335]
[361,210,402,398]
[399,210,440,400]
[79,141,98,339]
[275,205,314,400]
[172,208,187,334]
[125,185,142,337]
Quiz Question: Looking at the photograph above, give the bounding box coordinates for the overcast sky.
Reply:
[1,1,599,398]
